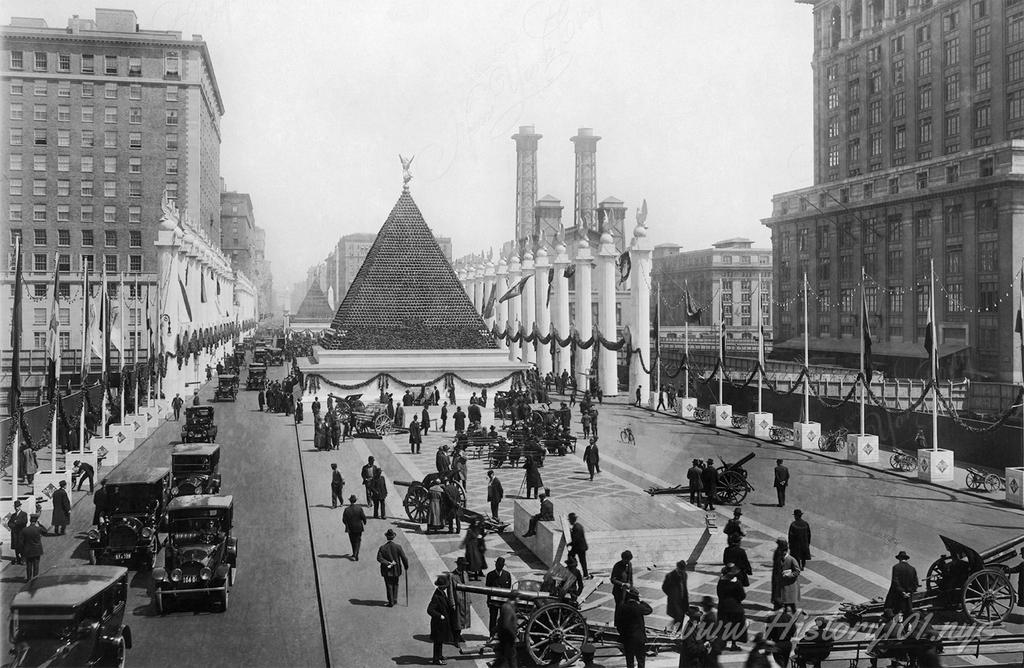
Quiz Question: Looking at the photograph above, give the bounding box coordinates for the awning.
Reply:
[773,337,970,359]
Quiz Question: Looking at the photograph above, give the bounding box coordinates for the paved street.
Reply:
[4,373,1023,667]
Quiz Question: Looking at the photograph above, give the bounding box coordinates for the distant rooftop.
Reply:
[711,238,755,249]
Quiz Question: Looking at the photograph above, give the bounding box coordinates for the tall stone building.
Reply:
[220,189,255,275]
[1,8,225,357]
[764,0,1024,381]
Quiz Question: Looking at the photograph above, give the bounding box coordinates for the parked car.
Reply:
[246,364,267,391]
[268,348,285,366]
[252,348,270,365]
[87,467,171,570]
[170,443,222,497]
[152,495,237,613]
[181,406,218,443]
[8,565,133,667]
[213,374,239,402]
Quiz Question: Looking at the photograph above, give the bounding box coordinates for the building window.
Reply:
[976,102,992,129]
[868,45,882,63]
[8,179,21,196]
[978,240,998,272]
[81,130,94,148]
[1010,51,1024,83]
[944,37,960,65]
[104,55,117,75]
[977,199,997,230]
[128,57,141,76]
[893,125,906,151]
[103,131,116,149]
[129,255,142,273]
[129,181,141,198]
[81,254,94,272]
[82,230,93,247]
[166,134,178,150]
[918,48,932,76]
[828,144,840,167]
[104,107,117,124]
[849,107,861,132]
[166,109,179,126]
[129,157,141,174]
[918,117,932,143]
[103,181,116,197]
[975,62,991,92]
[33,104,46,121]
[57,81,70,97]
[104,231,117,248]
[887,215,903,242]
[105,255,117,273]
[870,70,882,94]
[944,11,960,33]
[33,179,46,196]
[869,99,882,125]
[892,59,905,86]
[887,249,904,275]
[9,204,22,221]
[104,83,117,99]
[81,54,94,74]
[34,254,48,272]
[165,183,178,203]
[945,112,960,137]
[979,281,999,311]
[828,117,840,138]
[946,247,962,273]
[946,163,960,183]
[81,82,93,98]
[34,229,47,245]
[81,106,93,123]
[32,155,46,171]
[1010,90,1024,121]
[918,85,932,111]
[103,157,116,174]
[863,181,874,198]
[128,107,142,124]
[9,127,22,145]
[56,179,69,196]
[33,79,46,96]
[128,84,141,101]
[81,205,93,223]
[973,0,989,21]
[104,206,116,223]
[34,52,48,71]
[893,91,906,118]
[128,206,141,223]
[56,155,70,172]
[128,132,142,150]
[57,129,69,146]
[165,52,180,77]
[129,231,142,248]
[10,79,22,95]
[979,156,994,176]
[166,85,178,101]
[975,24,991,58]
[10,51,23,70]
[917,171,929,189]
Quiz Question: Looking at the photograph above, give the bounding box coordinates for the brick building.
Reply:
[1,8,225,383]
[220,189,255,275]
[764,0,1024,381]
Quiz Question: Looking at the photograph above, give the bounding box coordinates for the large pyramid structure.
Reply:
[292,282,334,322]
[325,191,496,350]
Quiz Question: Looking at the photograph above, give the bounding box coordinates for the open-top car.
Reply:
[152,495,237,613]
[88,467,170,570]
[213,374,239,402]
[181,406,218,443]
[245,364,267,391]
[8,566,133,667]
[171,443,222,497]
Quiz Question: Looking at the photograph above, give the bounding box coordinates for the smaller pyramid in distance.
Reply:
[292,282,334,322]
[325,190,495,350]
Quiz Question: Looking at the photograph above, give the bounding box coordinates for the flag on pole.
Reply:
[498,274,532,303]
[102,272,112,387]
[178,274,193,321]
[924,283,935,380]
[9,238,23,413]
[80,264,91,385]
[545,267,555,307]
[862,294,874,382]
[684,290,703,325]
[720,321,727,361]
[45,253,61,402]
[200,270,208,303]
[617,251,631,285]
[482,283,497,319]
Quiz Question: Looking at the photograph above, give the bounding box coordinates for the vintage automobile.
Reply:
[8,566,133,667]
[213,374,239,402]
[252,347,270,365]
[181,406,218,443]
[268,347,285,366]
[152,495,237,613]
[171,443,222,497]
[246,364,267,391]
[88,467,171,570]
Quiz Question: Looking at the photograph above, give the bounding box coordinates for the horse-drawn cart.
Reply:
[841,533,1023,625]
[645,452,756,505]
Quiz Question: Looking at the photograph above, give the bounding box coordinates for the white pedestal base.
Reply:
[124,413,150,439]
[711,404,732,428]
[154,399,169,417]
[90,436,119,467]
[677,397,698,420]
[794,422,821,450]
[32,470,73,512]
[1004,467,1024,507]
[747,412,773,439]
[109,423,137,451]
[917,448,954,483]
[845,433,880,464]
[141,406,161,432]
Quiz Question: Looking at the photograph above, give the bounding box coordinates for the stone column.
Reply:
[520,249,536,366]
[553,239,571,376]
[628,222,652,407]
[507,254,521,362]
[574,238,593,393]
[495,256,508,349]
[483,259,496,330]
[596,232,618,397]
[534,245,552,377]
[472,264,484,315]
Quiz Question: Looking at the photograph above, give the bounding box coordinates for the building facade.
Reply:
[1,8,225,357]
[220,189,255,276]
[764,0,1024,381]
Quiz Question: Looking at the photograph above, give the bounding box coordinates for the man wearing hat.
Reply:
[567,513,590,579]
[493,590,520,667]
[611,550,635,610]
[661,560,689,633]
[51,479,71,535]
[436,444,451,476]
[700,458,719,510]
[20,513,48,580]
[330,463,345,509]
[427,573,456,665]
[773,458,790,507]
[788,510,812,569]
[342,495,367,560]
[562,555,584,600]
[484,557,513,637]
[883,551,918,617]
[360,456,378,507]
[724,508,745,541]
[6,500,28,565]
[686,459,703,505]
[614,585,653,668]
[447,557,472,645]
[486,470,504,521]
[522,489,553,538]
[376,529,409,607]
[72,459,95,493]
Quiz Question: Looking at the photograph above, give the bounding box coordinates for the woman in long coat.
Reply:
[462,519,487,579]
[716,565,747,650]
[394,404,405,429]
[771,539,802,612]
[723,534,753,587]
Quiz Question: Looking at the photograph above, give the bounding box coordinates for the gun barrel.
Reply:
[731,452,756,469]
[452,582,549,601]
[978,533,1024,562]
[392,480,414,488]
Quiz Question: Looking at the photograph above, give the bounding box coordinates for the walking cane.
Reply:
[404,568,409,607]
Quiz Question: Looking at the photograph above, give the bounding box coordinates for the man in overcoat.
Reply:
[773,458,791,507]
[341,495,367,560]
[787,510,812,569]
[453,406,466,433]
[409,415,422,454]
[50,480,71,534]
[686,459,703,505]
[583,439,600,481]
[427,573,456,665]
[568,512,590,578]
[700,458,719,510]
[435,445,451,475]
[610,550,635,610]
[360,456,378,506]
[376,528,409,607]
[661,560,689,632]
[7,500,28,564]
[883,550,919,617]
[486,470,503,521]
[614,586,653,668]
[20,514,47,581]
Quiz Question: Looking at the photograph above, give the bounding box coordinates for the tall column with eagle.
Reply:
[494,255,508,349]
[597,231,618,397]
[573,237,593,394]
[534,244,552,377]
[520,247,536,366]
[627,203,652,407]
[506,253,521,363]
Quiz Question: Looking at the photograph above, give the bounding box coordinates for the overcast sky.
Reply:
[5,0,815,295]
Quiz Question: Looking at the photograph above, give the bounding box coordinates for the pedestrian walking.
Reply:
[788,510,812,569]
[661,560,689,633]
[421,406,431,435]
[611,550,635,610]
[701,458,719,510]
[567,513,590,578]
[615,586,653,668]
[440,402,448,432]
[486,470,503,521]
[435,444,451,475]
[21,447,38,485]
[523,455,543,499]
[376,529,409,607]
[409,416,422,454]
[50,480,71,534]
[771,538,802,613]
[583,438,600,481]
[724,508,745,541]
[447,558,472,647]
[883,550,919,617]
[92,479,107,525]
[171,393,184,420]
[723,534,753,587]
[687,459,703,505]
[192,390,201,406]
[717,565,747,651]
[462,519,487,579]
[581,411,591,439]
[590,408,599,439]
[427,573,457,665]
[330,463,345,508]
[72,459,95,492]
[485,557,513,636]
[453,406,466,433]
[635,385,642,407]
[369,467,388,519]
[312,396,321,418]
[656,385,666,411]
[7,500,27,565]
[773,458,790,507]
[20,514,47,581]
[257,389,265,412]
[341,494,367,560]
[360,456,377,507]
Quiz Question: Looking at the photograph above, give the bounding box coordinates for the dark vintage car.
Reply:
[8,566,133,667]
[252,348,270,365]
[152,495,236,613]
[245,364,267,391]
[268,348,285,366]
[88,467,170,570]
[181,406,218,443]
[171,443,222,497]
[213,374,239,402]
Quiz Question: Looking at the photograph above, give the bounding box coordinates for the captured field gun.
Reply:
[392,473,509,533]
[332,394,394,437]
[841,533,1024,625]
[645,452,756,505]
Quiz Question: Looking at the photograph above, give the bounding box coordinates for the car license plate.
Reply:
[183,575,197,584]
[115,552,132,561]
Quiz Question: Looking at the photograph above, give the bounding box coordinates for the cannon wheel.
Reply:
[336,401,352,421]
[716,469,749,505]
[961,569,1014,624]
[925,557,947,594]
[402,483,430,524]
[522,601,589,667]
[374,414,394,437]
[983,474,1004,493]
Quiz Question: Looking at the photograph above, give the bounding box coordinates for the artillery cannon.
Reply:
[841,533,1023,625]
[393,474,509,533]
[332,394,394,437]
[645,452,756,505]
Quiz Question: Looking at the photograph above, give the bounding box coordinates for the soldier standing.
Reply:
[376,528,409,607]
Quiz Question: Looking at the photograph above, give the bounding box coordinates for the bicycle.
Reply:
[619,425,636,445]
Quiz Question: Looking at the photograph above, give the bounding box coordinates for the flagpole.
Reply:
[757,277,763,414]
[120,272,126,426]
[683,281,690,399]
[50,252,60,474]
[803,272,809,423]
[1019,259,1024,474]
[656,281,662,398]
[930,259,937,452]
[133,273,139,413]
[79,266,88,454]
[11,238,22,502]
[718,281,724,404]
[859,267,866,435]
[101,269,108,437]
